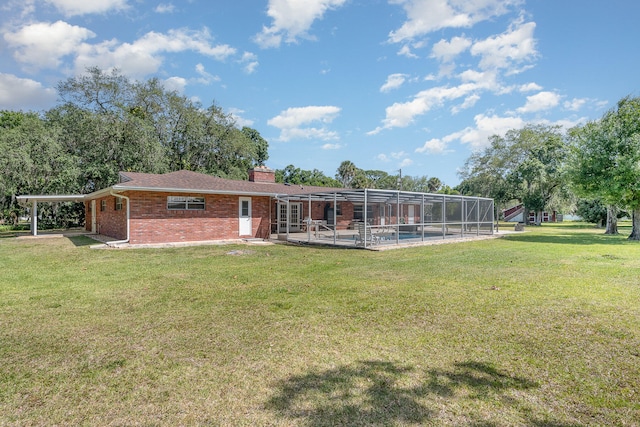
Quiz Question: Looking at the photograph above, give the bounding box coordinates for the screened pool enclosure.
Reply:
[275,189,494,248]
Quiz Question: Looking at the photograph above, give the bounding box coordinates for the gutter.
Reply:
[107,190,130,246]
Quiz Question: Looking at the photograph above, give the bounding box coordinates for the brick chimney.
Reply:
[248,165,276,183]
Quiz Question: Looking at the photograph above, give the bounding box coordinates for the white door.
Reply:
[380,204,385,226]
[239,197,252,236]
[408,205,415,224]
[91,200,96,233]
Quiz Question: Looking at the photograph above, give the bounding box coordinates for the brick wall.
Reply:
[87,191,271,245]
[85,195,128,240]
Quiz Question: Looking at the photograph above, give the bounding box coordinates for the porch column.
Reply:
[31,200,38,236]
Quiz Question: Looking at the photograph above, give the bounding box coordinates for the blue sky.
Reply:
[1,0,639,186]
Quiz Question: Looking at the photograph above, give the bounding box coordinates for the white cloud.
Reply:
[380,73,408,93]
[0,73,57,110]
[74,28,236,77]
[451,94,480,114]
[416,138,449,154]
[470,20,537,71]
[228,108,255,128]
[369,82,484,134]
[44,0,128,16]
[163,76,187,93]
[516,91,561,113]
[519,82,542,92]
[155,3,175,13]
[397,44,418,58]
[430,36,472,62]
[377,154,390,162]
[564,97,587,111]
[4,20,95,69]
[268,105,341,141]
[193,63,220,85]
[254,0,347,48]
[389,0,522,43]
[322,143,342,149]
[240,52,259,74]
[399,158,414,167]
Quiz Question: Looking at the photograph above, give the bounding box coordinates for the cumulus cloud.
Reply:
[416,138,450,154]
[430,36,472,63]
[470,20,537,71]
[0,73,57,110]
[268,105,341,141]
[44,0,128,16]
[163,76,187,93]
[417,113,525,153]
[155,3,175,13]
[516,91,561,113]
[380,73,409,93]
[74,28,236,77]
[451,94,480,114]
[240,52,259,74]
[369,82,487,134]
[322,143,342,149]
[228,108,255,128]
[519,82,542,92]
[4,20,95,69]
[254,0,347,48]
[564,97,588,111]
[389,0,522,43]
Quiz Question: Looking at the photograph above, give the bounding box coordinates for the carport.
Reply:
[16,195,85,236]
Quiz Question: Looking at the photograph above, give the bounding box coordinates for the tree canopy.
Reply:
[458,124,569,225]
[0,67,270,226]
[569,96,640,239]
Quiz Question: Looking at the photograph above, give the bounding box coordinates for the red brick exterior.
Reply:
[248,166,276,183]
[85,195,128,240]
[86,191,271,244]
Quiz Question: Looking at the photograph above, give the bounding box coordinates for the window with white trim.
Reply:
[115,197,123,211]
[167,196,205,210]
[100,200,106,211]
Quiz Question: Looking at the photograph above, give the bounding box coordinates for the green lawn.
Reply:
[1,224,639,426]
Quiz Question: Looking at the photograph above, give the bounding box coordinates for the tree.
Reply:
[569,96,640,239]
[0,110,81,224]
[336,160,358,188]
[459,125,568,225]
[276,165,341,187]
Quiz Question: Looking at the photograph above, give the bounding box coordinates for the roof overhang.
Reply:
[16,195,86,206]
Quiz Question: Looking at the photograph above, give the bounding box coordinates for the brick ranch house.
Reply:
[78,166,357,245]
[18,167,494,247]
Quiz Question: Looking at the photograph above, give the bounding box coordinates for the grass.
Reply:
[0,223,639,426]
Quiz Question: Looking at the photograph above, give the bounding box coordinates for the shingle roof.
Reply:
[113,170,343,196]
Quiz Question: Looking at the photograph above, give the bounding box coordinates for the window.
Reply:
[241,200,249,216]
[167,196,205,210]
[115,197,123,211]
[100,200,106,211]
[353,204,373,221]
[335,203,342,216]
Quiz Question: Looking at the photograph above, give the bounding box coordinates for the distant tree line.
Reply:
[275,160,450,194]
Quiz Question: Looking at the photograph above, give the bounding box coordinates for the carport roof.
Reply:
[16,195,86,205]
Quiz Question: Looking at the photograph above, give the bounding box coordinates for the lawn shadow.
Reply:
[265,360,548,426]
[66,235,98,247]
[503,232,631,246]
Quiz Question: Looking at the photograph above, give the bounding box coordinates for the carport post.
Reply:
[31,200,38,236]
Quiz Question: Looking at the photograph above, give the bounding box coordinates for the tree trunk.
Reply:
[628,208,640,240]
[604,205,618,235]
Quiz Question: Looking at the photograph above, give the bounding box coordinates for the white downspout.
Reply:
[107,190,130,246]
